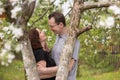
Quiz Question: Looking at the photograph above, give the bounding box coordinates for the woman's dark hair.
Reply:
[28,28,42,49]
[48,11,66,26]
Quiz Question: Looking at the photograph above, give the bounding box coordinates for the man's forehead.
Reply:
[48,18,56,24]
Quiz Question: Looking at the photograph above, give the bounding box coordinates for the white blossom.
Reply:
[94,50,97,54]
[9,23,23,39]
[105,16,115,28]
[84,39,88,45]
[0,32,4,39]
[1,61,5,65]
[108,5,120,15]
[27,22,31,26]
[10,0,19,6]
[98,20,105,27]
[8,53,15,63]
[48,36,52,41]
[106,36,111,40]
[42,29,47,33]
[4,41,11,50]
[0,8,5,15]
[15,44,22,52]
[0,49,7,57]
[7,31,11,35]
[12,28,23,39]
[92,36,97,41]
[0,1,3,6]
[11,5,22,19]
[9,23,15,30]
[98,16,115,28]
[116,24,120,29]
[2,27,9,32]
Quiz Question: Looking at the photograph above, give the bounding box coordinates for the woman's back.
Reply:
[33,48,56,80]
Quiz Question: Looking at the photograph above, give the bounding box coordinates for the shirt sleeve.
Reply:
[33,49,46,63]
[72,39,80,61]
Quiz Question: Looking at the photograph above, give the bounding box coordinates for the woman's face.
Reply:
[36,28,47,42]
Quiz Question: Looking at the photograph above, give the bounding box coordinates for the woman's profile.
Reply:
[28,28,58,80]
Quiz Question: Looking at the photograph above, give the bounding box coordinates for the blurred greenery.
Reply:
[0,60,120,80]
[77,65,120,80]
[0,60,25,80]
[0,0,120,80]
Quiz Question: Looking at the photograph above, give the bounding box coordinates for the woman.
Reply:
[29,28,58,80]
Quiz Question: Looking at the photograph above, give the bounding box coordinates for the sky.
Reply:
[53,0,73,15]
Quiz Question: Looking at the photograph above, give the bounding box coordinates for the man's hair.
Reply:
[48,11,66,26]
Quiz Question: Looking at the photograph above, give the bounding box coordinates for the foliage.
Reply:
[0,60,25,80]
[0,0,120,77]
[0,60,120,80]
[77,64,120,80]
[79,6,120,69]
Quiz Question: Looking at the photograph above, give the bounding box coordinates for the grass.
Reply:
[77,65,120,80]
[77,71,120,80]
[0,60,25,80]
[0,60,120,80]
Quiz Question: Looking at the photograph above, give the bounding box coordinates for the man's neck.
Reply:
[59,27,67,36]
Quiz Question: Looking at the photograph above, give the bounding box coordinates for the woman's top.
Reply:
[33,48,56,80]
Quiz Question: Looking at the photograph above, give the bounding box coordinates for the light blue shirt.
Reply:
[51,34,80,80]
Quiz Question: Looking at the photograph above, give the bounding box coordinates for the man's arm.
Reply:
[69,39,80,71]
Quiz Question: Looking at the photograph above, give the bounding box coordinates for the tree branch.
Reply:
[77,25,92,37]
[30,0,56,27]
[82,2,114,11]
[21,0,35,22]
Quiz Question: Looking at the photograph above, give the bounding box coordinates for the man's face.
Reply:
[48,17,61,35]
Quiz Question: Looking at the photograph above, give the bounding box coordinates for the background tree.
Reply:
[55,0,120,80]
[0,0,120,80]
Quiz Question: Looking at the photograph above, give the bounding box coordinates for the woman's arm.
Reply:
[36,60,58,78]
[39,73,56,79]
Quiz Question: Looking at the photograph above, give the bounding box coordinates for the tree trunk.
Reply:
[20,33,40,80]
[56,0,83,80]
[55,0,118,80]
[16,0,40,80]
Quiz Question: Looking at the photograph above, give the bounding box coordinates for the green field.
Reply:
[0,60,120,80]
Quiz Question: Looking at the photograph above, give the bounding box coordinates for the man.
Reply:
[48,11,80,80]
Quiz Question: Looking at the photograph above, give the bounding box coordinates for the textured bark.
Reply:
[83,1,120,11]
[20,35,40,80]
[16,0,40,80]
[55,0,118,80]
[56,0,83,80]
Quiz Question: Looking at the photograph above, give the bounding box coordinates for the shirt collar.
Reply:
[57,34,67,40]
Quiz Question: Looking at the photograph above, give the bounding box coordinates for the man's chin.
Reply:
[53,32,57,35]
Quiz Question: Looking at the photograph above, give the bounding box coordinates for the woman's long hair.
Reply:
[28,28,42,49]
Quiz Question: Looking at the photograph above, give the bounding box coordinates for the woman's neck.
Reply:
[41,41,49,52]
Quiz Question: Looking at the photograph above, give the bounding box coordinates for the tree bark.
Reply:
[56,0,83,80]
[82,1,120,11]
[16,0,40,80]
